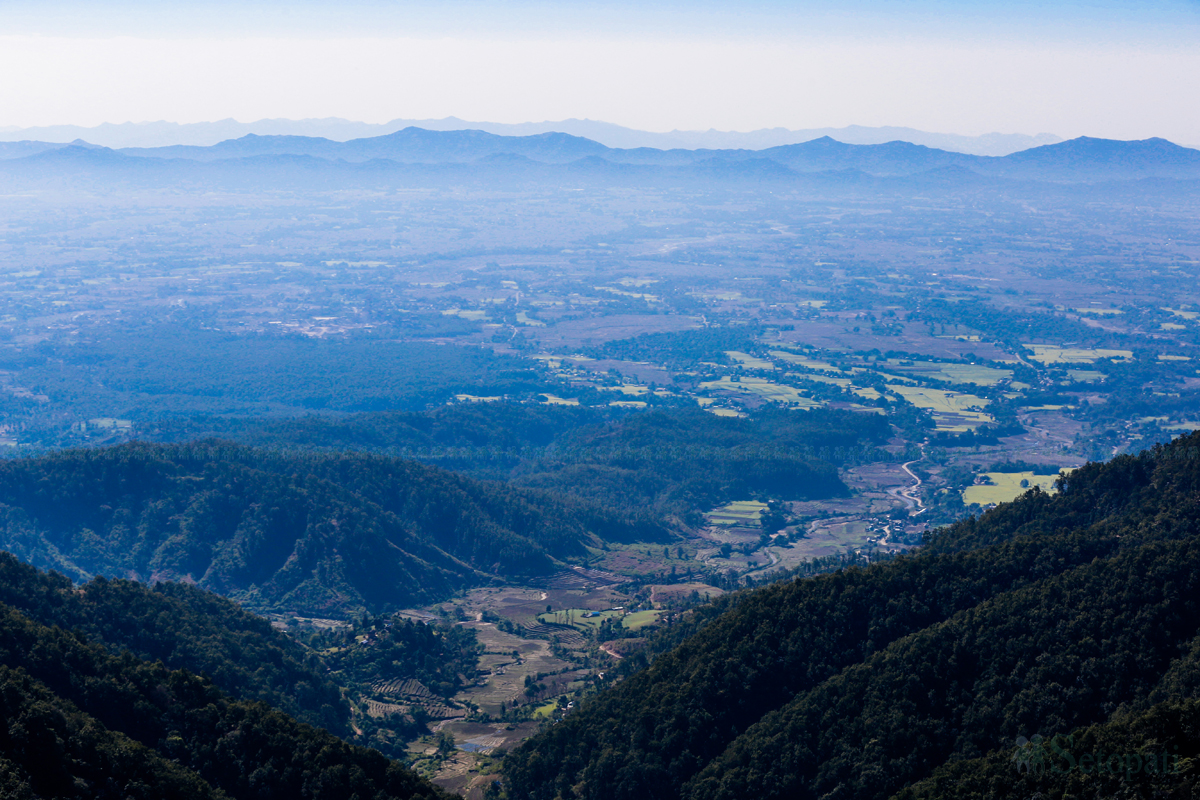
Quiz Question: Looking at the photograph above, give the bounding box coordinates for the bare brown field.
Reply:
[534,314,700,348]
[648,583,725,607]
[452,621,574,715]
[776,321,1013,361]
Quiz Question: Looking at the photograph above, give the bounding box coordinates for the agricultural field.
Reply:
[887,385,990,412]
[647,583,725,607]
[1025,345,1134,364]
[699,376,822,406]
[886,361,1013,386]
[706,500,768,526]
[726,351,777,370]
[790,518,876,560]
[621,610,664,630]
[886,385,994,430]
[768,350,849,372]
[962,472,1061,506]
[536,608,626,630]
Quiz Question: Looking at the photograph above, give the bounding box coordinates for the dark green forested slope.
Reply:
[0,442,660,615]
[14,325,547,422]
[147,405,879,523]
[510,408,872,520]
[0,664,222,800]
[0,552,348,733]
[896,698,1200,799]
[504,432,1200,800]
[0,599,452,800]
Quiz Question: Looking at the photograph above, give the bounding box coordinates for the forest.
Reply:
[0,441,654,615]
[0,555,452,799]
[0,406,879,616]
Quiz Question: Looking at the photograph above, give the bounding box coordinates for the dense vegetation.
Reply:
[0,442,657,615]
[504,431,1200,799]
[0,596,452,800]
[314,614,483,757]
[511,408,880,520]
[0,551,348,733]
[12,325,548,424]
[581,326,763,367]
[322,615,481,700]
[147,403,605,463]
[146,405,881,522]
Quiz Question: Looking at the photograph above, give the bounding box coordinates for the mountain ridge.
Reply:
[0,117,1065,156]
[0,441,668,616]
[3,130,1196,185]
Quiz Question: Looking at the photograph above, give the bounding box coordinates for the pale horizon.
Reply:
[2,1,1199,143]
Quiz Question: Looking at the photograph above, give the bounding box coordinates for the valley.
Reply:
[0,127,1197,798]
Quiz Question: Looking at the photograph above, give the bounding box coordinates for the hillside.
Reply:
[0,592,451,800]
[504,431,1200,799]
[144,405,875,521]
[0,442,662,615]
[0,551,349,733]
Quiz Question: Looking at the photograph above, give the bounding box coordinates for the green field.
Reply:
[537,609,625,629]
[962,472,1059,506]
[888,361,1013,387]
[538,394,580,406]
[621,610,663,630]
[532,699,562,718]
[887,385,993,431]
[536,608,660,632]
[726,351,776,370]
[1026,345,1133,364]
[767,350,846,373]
[441,308,489,321]
[707,500,768,526]
[700,376,822,407]
[792,373,852,387]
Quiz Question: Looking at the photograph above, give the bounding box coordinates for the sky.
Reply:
[1,1,1199,142]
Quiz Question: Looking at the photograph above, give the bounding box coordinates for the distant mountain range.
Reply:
[2,128,1198,186]
[0,117,1064,156]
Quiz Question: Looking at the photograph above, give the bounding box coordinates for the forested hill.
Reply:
[146,405,879,520]
[0,442,663,615]
[0,565,451,800]
[504,431,1200,800]
[0,551,348,734]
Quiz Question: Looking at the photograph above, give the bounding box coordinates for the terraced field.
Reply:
[369,678,464,720]
[707,499,768,526]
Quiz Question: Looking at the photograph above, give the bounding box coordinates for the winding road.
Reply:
[887,450,927,516]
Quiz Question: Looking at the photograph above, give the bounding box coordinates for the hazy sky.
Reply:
[2,1,1199,142]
